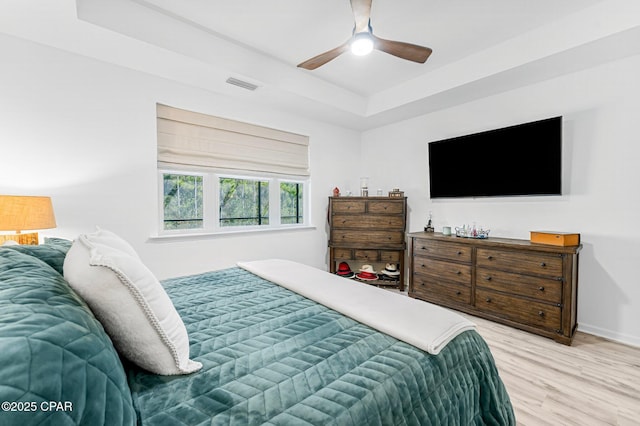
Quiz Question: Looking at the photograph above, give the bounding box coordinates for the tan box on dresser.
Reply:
[328,197,407,290]
[530,230,580,246]
[408,232,582,344]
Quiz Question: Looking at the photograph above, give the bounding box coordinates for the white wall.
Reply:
[0,34,361,279]
[361,53,640,346]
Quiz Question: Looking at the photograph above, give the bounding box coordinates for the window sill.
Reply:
[148,225,316,242]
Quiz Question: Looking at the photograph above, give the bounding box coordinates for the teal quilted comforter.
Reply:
[128,267,515,425]
[0,242,513,425]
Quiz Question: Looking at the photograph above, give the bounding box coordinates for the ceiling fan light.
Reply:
[350,33,374,56]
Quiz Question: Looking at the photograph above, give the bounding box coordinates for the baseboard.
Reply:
[578,323,640,348]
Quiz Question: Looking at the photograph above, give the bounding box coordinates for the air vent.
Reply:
[225,77,258,91]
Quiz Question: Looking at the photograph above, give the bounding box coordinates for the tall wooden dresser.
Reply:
[328,196,407,290]
[408,232,581,344]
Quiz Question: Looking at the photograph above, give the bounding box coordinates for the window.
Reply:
[156,104,310,236]
[280,181,303,224]
[219,177,269,227]
[156,104,310,234]
[163,173,203,230]
[159,170,309,234]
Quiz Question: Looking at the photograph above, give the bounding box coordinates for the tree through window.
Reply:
[163,173,203,230]
[219,177,269,227]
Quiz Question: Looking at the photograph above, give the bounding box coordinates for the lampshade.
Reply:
[0,195,57,232]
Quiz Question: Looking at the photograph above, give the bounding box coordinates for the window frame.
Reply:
[158,167,311,236]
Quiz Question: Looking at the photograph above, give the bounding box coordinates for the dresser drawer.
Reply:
[354,250,378,261]
[346,250,401,262]
[331,200,366,213]
[412,274,471,305]
[476,267,562,304]
[412,239,472,263]
[332,230,405,247]
[331,214,405,229]
[367,200,404,214]
[413,257,471,285]
[476,248,563,277]
[333,248,353,259]
[476,289,561,331]
[380,251,401,262]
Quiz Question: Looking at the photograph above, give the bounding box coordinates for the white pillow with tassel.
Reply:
[63,228,202,375]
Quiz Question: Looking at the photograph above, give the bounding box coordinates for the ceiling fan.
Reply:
[297,0,432,70]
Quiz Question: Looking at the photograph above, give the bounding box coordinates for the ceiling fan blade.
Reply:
[297,42,350,70]
[350,0,372,33]
[372,35,432,63]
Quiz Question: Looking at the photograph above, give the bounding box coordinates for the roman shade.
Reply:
[157,104,309,176]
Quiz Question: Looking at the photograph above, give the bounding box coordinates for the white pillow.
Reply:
[63,229,202,375]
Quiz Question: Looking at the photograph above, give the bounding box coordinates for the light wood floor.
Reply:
[466,314,640,426]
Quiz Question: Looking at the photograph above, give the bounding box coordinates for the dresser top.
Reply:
[329,196,406,200]
[408,231,582,254]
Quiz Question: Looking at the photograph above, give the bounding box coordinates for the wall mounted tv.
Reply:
[428,116,562,199]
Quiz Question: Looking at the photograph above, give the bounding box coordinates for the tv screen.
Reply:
[428,116,562,198]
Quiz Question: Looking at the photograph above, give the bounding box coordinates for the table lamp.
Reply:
[0,195,57,245]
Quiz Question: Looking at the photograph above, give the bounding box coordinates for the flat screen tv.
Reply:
[428,116,562,198]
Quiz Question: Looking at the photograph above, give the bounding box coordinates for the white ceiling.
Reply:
[132,0,602,96]
[3,0,640,129]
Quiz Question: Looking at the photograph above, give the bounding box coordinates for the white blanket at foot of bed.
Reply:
[237,259,475,355]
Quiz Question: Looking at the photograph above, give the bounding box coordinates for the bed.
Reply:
[0,232,515,425]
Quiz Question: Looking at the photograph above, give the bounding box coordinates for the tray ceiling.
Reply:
[3,0,640,129]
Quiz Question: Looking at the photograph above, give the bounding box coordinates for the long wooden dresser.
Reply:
[408,232,581,344]
[329,196,407,290]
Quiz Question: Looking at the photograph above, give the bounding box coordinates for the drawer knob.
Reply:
[538,311,545,317]
[487,255,493,260]
[540,262,546,267]
[485,297,492,303]
[538,286,545,291]
[484,276,492,281]
[457,251,462,255]
[421,246,426,250]
[456,291,461,296]
[456,271,462,275]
